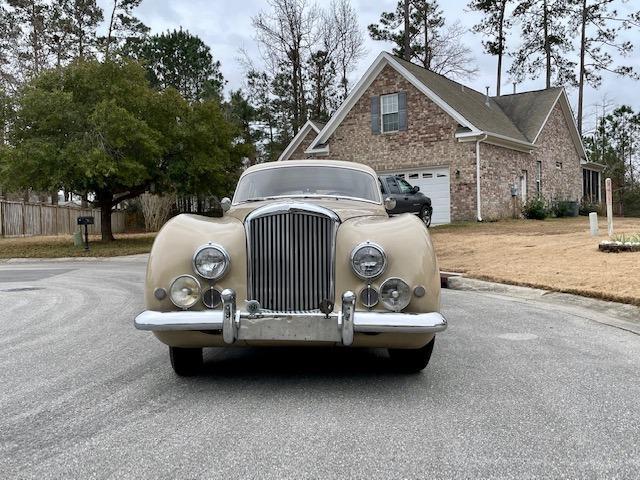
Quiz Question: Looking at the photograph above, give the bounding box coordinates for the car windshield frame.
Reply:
[232,165,383,205]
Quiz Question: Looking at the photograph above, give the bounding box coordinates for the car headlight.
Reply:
[170,275,201,309]
[193,244,230,280]
[380,278,411,312]
[350,242,386,279]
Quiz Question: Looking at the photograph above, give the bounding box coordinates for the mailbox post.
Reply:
[77,216,94,251]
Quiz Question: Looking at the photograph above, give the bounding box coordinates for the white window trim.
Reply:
[380,93,399,133]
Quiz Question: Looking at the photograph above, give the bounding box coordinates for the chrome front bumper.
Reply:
[134,290,447,346]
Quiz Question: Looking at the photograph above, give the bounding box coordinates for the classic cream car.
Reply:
[134,160,447,375]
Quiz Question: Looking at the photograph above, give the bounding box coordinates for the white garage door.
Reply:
[390,167,451,225]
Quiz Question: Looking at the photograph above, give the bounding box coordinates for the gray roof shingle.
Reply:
[392,56,563,144]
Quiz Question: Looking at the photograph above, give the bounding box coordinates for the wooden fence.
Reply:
[0,200,126,237]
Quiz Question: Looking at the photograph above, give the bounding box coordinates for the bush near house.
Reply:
[522,197,549,220]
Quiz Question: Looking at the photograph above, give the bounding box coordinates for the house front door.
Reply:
[520,171,528,203]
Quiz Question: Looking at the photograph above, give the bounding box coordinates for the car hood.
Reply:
[227,198,387,222]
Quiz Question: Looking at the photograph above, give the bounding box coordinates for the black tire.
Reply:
[169,347,203,376]
[388,337,435,372]
[420,205,432,227]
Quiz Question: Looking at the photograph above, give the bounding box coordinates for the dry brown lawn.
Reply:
[431,216,640,306]
[0,233,155,258]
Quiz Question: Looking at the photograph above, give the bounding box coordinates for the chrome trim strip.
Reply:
[245,202,340,223]
[134,310,223,331]
[353,311,447,333]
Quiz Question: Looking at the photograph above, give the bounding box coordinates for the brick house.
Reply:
[279,52,603,224]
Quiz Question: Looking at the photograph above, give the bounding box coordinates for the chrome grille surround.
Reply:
[245,203,340,312]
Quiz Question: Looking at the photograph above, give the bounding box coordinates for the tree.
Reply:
[63,0,103,59]
[570,0,638,134]
[307,50,337,122]
[131,28,225,102]
[103,0,148,59]
[0,3,20,88]
[469,0,511,96]
[509,0,575,89]
[0,60,243,240]
[584,105,640,214]
[368,0,477,80]
[328,0,366,99]
[252,0,318,135]
[7,0,51,78]
[245,69,277,162]
[225,89,259,164]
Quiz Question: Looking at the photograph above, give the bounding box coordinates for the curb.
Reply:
[442,274,640,335]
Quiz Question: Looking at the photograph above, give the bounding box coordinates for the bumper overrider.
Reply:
[134,290,447,346]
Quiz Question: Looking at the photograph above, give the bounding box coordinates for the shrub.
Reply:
[579,199,602,216]
[522,196,549,220]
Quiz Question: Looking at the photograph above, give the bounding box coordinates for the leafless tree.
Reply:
[327,0,366,99]
[252,0,319,134]
[428,21,478,80]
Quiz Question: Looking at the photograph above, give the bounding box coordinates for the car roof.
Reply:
[241,159,378,178]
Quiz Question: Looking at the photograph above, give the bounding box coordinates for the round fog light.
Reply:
[380,278,411,312]
[170,275,201,309]
[202,287,222,309]
[359,286,379,308]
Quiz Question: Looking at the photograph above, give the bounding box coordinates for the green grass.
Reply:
[0,233,156,258]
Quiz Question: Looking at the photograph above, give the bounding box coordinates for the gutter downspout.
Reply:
[476,135,487,222]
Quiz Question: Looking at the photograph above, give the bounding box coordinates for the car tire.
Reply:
[420,205,432,228]
[388,337,435,372]
[169,347,203,376]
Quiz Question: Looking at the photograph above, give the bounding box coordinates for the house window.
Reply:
[556,161,563,170]
[381,93,399,133]
[536,161,542,194]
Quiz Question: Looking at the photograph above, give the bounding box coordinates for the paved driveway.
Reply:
[0,258,639,479]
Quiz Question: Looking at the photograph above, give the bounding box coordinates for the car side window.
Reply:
[397,178,414,194]
[379,178,387,194]
[386,177,400,194]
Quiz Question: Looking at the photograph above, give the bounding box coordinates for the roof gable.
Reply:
[307,51,585,158]
[278,119,322,161]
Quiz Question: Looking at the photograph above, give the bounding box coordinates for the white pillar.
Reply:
[589,212,598,236]
[605,177,613,237]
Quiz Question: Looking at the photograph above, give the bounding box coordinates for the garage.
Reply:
[389,167,451,225]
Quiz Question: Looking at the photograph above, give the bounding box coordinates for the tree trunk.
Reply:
[496,0,506,97]
[105,0,117,58]
[577,0,587,134]
[543,0,551,88]
[403,0,411,61]
[97,191,114,241]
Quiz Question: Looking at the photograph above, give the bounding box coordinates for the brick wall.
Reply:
[323,64,477,221]
[480,103,583,220]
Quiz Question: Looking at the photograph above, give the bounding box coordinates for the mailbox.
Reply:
[77,216,94,225]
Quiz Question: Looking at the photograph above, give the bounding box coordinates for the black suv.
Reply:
[379,175,433,227]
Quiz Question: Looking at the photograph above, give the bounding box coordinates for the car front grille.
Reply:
[246,205,339,312]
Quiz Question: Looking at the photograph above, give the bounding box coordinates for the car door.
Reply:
[383,176,407,214]
[397,178,423,214]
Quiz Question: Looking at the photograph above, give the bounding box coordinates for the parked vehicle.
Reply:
[379,175,433,227]
[134,160,446,375]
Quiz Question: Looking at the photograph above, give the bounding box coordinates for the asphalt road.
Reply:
[1,258,639,479]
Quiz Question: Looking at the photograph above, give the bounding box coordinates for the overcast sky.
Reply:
[97,0,640,133]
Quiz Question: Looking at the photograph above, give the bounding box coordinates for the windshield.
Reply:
[233,166,382,204]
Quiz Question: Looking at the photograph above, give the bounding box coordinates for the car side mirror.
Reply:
[384,197,396,211]
[221,197,231,212]
[412,185,420,193]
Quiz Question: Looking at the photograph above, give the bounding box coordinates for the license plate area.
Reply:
[238,315,341,342]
